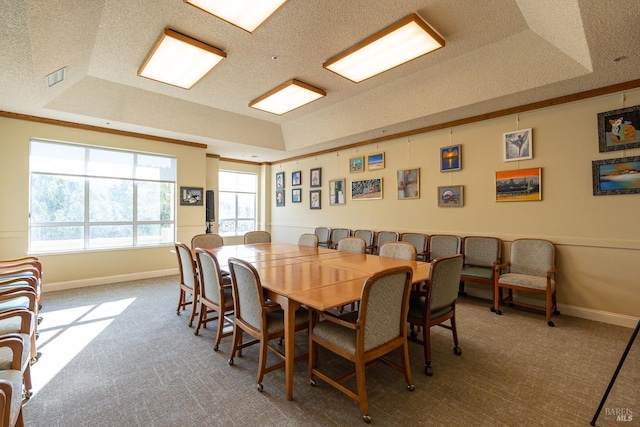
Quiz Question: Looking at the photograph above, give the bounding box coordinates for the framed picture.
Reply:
[495,167,542,201]
[592,156,640,195]
[180,186,203,206]
[397,168,420,199]
[292,170,301,186]
[503,128,532,162]
[437,185,464,207]
[597,105,640,152]
[367,153,385,170]
[275,189,285,206]
[329,179,346,205]
[276,172,284,189]
[351,178,382,200]
[349,156,364,173]
[310,168,322,187]
[440,145,461,172]
[292,188,301,203]
[310,190,321,209]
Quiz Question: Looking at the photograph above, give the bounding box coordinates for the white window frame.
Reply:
[218,170,257,236]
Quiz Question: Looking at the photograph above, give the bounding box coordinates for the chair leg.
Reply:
[256,336,269,392]
[194,303,205,336]
[188,293,198,327]
[228,327,241,365]
[491,283,502,315]
[401,340,415,390]
[451,316,462,356]
[458,280,467,296]
[213,311,224,351]
[546,290,554,327]
[176,289,185,315]
[354,357,370,423]
[423,323,432,376]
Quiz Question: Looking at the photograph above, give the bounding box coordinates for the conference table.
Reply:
[208,242,432,400]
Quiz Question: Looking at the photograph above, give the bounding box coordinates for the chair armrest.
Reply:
[0,334,25,370]
[317,310,359,330]
[0,309,33,334]
[495,261,510,275]
[0,289,37,312]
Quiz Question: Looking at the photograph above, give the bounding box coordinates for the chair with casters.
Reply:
[0,287,39,364]
[374,231,399,255]
[329,228,351,249]
[400,233,429,261]
[314,227,331,249]
[337,237,366,254]
[243,231,271,244]
[459,236,502,296]
[298,233,319,247]
[378,241,417,261]
[308,266,415,424]
[492,239,559,326]
[190,233,224,250]
[174,242,199,327]
[427,234,461,261]
[0,335,26,427]
[227,258,309,392]
[353,230,375,254]
[407,254,464,376]
[194,249,234,351]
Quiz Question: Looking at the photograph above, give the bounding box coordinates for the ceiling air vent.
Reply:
[45,67,66,87]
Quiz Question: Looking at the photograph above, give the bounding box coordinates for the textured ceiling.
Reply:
[1,0,639,162]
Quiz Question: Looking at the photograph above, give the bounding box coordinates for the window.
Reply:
[218,171,256,236]
[29,139,176,253]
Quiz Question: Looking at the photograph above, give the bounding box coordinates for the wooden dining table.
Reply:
[208,242,432,400]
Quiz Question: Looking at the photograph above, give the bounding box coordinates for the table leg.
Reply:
[283,297,296,401]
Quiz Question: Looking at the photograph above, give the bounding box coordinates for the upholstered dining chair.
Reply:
[0,318,34,403]
[227,258,309,392]
[190,233,224,250]
[459,236,502,296]
[492,238,559,326]
[375,231,399,255]
[314,227,332,249]
[243,231,271,244]
[407,254,464,376]
[0,287,39,363]
[174,242,199,327]
[427,234,461,262]
[0,335,26,427]
[337,237,366,254]
[298,233,319,247]
[354,230,375,254]
[400,233,429,261]
[378,241,417,261]
[329,228,351,249]
[194,249,234,351]
[308,266,415,424]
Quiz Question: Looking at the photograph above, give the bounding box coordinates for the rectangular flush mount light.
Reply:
[185,0,288,33]
[249,79,326,115]
[138,28,226,89]
[323,13,445,83]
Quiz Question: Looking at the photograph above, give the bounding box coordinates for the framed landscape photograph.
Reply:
[292,188,301,203]
[310,167,322,187]
[310,190,321,209]
[437,185,464,207]
[597,105,640,152]
[440,145,461,172]
[180,186,203,206]
[276,172,284,189]
[329,179,346,205]
[397,168,420,199]
[592,156,640,195]
[495,167,541,202]
[367,153,385,170]
[349,156,364,173]
[351,178,382,200]
[503,128,532,162]
[292,170,301,186]
[275,189,285,206]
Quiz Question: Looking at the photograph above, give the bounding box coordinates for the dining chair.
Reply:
[329,228,351,249]
[492,239,559,326]
[243,231,271,244]
[353,230,375,254]
[190,233,224,250]
[309,266,415,423]
[375,231,399,255]
[459,236,502,296]
[378,241,416,261]
[0,335,26,427]
[227,258,309,392]
[0,287,39,364]
[427,234,461,261]
[407,254,464,376]
[314,227,332,249]
[194,249,234,351]
[400,233,429,261]
[298,233,319,247]
[0,324,33,404]
[337,237,366,254]
[174,242,199,327]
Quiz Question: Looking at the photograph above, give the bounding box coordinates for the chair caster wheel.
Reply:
[362,415,371,423]
[228,358,234,366]
[548,321,555,327]
[410,330,417,339]
[309,379,317,386]
[458,291,467,297]
[490,307,496,312]
[37,316,43,325]
[424,365,433,376]
[213,344,219,351]
[454,346,462,356]
[188,322,193,327]
[194,330,199,336]
[407,384,415,392]
[30,352,42,365]
[495,309,502,315]
[257,383,263,392]
[278,339,283,346]
[553,310,560,315]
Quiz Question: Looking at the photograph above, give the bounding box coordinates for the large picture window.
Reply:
[218,171,256,236]
[29,140,176,253]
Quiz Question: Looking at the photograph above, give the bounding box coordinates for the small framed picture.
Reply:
[351,178,382,200]
[349,156,364,173]
[276,172,284,189]
[495,168,541,201]
[592,156,640,195]
[180,186,203,206]
[503,128,532,162]
[310,168,322,187]
[440,145,461,172]
[437,185,464,207]
[397,169,420,199]
[367,153,385,170]
[292,188,301,203]
[597,105,640,152]
[275,189,285,206]
[329,179,346,205]
[292,171,301,186]
[310,190,321,209]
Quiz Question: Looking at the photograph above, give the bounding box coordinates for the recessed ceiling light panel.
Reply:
[185,0,289,33]
[249,79,325,115]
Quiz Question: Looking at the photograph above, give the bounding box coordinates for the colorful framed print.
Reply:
[592,156,640,195]
[437,185,464,207]
[397,168,420,199]
[292,170,301,186]
[349,156,364,173]
[275,189,285,206]
[292,188,301,203]
[351,178,382,200]
[276,172,284,189]
[310,190,321,209]
[367,153,385,170]
[310,168,322,188]
[329,179,346,205]
[440,145,461,171]
[180,186,203,206]
[495,167,541,201]
[503,128,532,162]
[597,105,640,152]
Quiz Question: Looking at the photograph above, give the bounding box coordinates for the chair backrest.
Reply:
[191,233,224,250]
[195,248,225,305]
[359,266,413,351]
[314,227,331,248]
[175,242,197,291]
[400,233,428,254]
[244,231,271,244]
[354,230,374,251]
[376,231,399,253]
[379,241,416,261]
[428,235,461,261]
[462,236,502,267]
[428,254,464,311]
[228,258,267,331]
[337,237,366,254]
[298,233,319,247]
[508,239,555,277]
[330,228,351,248]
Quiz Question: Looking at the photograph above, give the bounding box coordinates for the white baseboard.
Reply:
[42,268,178,292]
